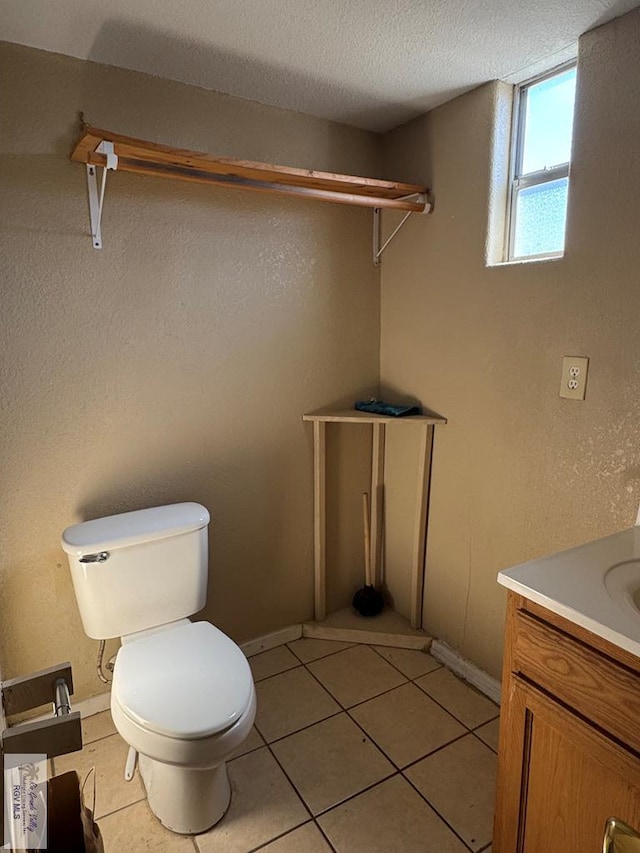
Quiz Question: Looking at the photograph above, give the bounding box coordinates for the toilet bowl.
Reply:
[61,502,257,835]
[110,619,256,834]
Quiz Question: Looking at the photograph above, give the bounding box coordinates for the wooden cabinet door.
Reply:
[495,677,640,853]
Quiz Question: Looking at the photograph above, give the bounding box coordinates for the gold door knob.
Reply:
[604,818,640,853]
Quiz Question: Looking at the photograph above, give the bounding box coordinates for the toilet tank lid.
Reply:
[61,502,210,555]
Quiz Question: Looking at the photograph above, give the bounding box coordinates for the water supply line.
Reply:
[96,640,115,683]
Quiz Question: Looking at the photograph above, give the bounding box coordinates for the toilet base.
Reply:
[139,754,231,835]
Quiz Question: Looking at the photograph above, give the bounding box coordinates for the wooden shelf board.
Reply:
[303,407,447,425]
[71,126,429,212]
[304,606,432,650]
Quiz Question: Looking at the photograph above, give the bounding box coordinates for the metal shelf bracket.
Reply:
[373,193,431,266]
[86,140,118,249]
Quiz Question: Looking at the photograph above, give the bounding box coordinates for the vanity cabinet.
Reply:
[494,592,640,852]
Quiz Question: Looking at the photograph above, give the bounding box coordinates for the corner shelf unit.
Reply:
[70,125,430,260]
[303,407,447,632]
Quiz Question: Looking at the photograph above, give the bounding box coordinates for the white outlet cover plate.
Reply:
[560,355,589,400]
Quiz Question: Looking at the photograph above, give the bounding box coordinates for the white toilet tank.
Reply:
[61,502,210,639]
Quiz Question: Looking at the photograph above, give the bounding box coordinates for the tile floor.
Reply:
[54,639,500,852]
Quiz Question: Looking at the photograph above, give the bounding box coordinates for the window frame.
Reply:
[505,60,577,262]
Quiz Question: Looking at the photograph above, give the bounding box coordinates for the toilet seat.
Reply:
[112,620,253,740]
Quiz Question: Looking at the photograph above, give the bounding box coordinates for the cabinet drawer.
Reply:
[513,609,640,753]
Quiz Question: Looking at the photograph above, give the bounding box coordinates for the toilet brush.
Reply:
[352,492,384,617]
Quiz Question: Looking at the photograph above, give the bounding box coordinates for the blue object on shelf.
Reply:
[355,399,422,417]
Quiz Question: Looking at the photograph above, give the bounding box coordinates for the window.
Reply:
[507,63,577,261]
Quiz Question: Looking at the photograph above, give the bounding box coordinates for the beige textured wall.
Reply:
[0,43,380,701]
[380,8,640,679]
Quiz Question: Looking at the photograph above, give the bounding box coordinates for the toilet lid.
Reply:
[112,621,254,739]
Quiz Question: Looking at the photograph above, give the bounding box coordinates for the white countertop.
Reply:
[498,526,640,659]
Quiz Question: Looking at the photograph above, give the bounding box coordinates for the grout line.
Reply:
[341,704,404,770]
[342,679,430,713]
[251,663,305,687]
[311,769,398,819]
[471,713,501,729]
[303,644,495,733]
[256,640,500,732]
[411,673,498,731]
[398,730,471,773]
[285,639,356,666]
[245,820,311,853]
[251,661,301,683]
[264,743,316,821]
[262,695,432,765]
[253,708,344,748]
[341,690,476,776]
[257,651,484,766]
[253,649,431,747]
[470,728,499,756]
[300,643,492,851]
[414,694,472,728]
[293,664,340,708]
[345,718,399,773]
[91,638,494,851]
[368,643,444,680]
[401,772,479,853]
[95,794,147,822]
[247,818,340,853]
[301,658,408,712]
[257,692,401,829]
[313,818,339,853]
[82,730,119,747]
[229,739,267,761]
[338,680,410,712]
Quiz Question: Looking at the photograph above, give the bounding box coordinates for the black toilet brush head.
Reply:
[352,584,384,617]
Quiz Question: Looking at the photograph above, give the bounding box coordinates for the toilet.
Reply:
[61,502,256,835]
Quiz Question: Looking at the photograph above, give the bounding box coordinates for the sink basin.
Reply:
[604,559,640,619]
[498,526,640,658]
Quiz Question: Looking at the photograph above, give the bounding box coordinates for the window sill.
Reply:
[487,253,564,269]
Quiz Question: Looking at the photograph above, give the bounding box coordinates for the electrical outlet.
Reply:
[560,356,589,400]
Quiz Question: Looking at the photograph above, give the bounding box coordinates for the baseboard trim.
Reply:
[28,626,305,722]
[240,624,303,658]
[75,690,112,718]
[303,622,432,650]
[39,629,499,722]
[430,639,502,705]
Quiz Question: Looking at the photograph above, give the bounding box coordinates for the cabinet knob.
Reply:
[604,817,640,852]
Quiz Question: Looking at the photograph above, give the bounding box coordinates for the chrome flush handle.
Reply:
[79,551,110,563]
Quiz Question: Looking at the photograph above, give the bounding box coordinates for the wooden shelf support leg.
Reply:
[410,424,434,629]
[370,423,386,590]
[313,420,327,621]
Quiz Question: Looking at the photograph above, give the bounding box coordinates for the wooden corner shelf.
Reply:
[303,606,432,651]
[303,406,447,630]
[303,407,447,425]
[70,124,430,254]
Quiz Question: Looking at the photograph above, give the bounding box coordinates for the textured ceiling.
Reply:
[3,0,640,132]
